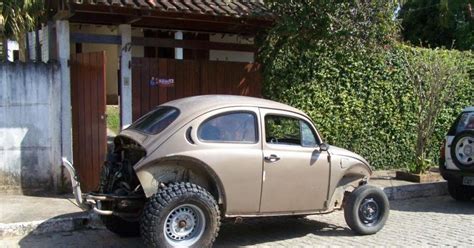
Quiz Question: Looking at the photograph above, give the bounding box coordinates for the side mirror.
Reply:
[319,143,329,152]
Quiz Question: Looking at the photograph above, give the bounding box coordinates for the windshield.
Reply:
[130,107,180,134]
[448,111,474,135]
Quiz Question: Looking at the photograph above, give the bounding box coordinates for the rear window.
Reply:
[448,111,474,135]
[130,107,179,134]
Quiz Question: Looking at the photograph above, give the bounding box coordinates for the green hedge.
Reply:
[261,44,473,170]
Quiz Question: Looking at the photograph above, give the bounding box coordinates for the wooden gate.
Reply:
[131,58,262,121]
[71,52,107,192]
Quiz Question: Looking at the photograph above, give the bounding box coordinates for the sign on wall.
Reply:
[150,77,175,87]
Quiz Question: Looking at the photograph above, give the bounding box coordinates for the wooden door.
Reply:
[71,52,107,192]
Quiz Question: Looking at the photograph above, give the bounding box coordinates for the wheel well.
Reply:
[135,156,226,213]
[327,174,368,211]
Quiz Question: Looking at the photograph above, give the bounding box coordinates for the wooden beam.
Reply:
[132,37,256,52]
[69,33,256,52]
[70,33,121,45]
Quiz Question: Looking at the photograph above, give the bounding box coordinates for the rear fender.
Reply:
[135,156,226,207]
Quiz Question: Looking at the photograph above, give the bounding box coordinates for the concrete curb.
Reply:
[0,212,102,238]
[381,181,448,201]
[0,181,449,238]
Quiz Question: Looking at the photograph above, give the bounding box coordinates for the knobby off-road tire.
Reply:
[447,180,472,201]
[101,215,140,237]
[141,182,221,248]
[344,185,389,235]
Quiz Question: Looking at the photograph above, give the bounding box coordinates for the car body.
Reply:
[439,106,474,201]
[64,95,389,247]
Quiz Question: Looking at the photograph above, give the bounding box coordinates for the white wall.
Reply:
[0,63,62,194]
[209,34,255,63]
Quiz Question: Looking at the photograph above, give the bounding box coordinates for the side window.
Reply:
[265,115,318,147]
[301,121,317,147]
[198,112,257,143]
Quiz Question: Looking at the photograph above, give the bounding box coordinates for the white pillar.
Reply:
[41,25,49,62]
[56,20,73,163]
[175,31,183,60]
[119,24,132,129]
[27,32,36,61]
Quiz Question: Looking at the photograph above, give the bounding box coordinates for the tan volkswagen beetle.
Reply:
[63,95,389,247]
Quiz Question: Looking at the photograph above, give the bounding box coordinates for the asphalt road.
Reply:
[2,196,473,247]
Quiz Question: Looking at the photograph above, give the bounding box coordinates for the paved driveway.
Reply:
[2,196,473,247]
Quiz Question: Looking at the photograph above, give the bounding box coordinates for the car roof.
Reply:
[162,95,307,117]
[463,106,474,112]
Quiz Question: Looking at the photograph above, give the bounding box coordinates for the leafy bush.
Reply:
[259,1,473,170]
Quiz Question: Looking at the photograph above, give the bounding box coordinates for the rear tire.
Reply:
[447,180,472,201]
[141,182,220,248]
[344,185,389,235]
[101,215,140,237]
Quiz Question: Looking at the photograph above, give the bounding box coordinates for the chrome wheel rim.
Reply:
[455,136,474,166]
[163,204,206,247]
[359,197,380,226]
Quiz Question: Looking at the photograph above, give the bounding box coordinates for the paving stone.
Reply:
[1,196,472,247]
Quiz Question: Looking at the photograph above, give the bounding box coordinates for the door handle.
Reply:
[264,154,280,163]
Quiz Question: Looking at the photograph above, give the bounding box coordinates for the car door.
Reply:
[190,107,263,215]
[259,108,330,213]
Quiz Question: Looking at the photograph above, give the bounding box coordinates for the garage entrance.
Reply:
[131,58,262,121]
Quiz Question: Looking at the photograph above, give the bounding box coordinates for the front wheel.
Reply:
[344,185,389,235]
[140,182,221,248]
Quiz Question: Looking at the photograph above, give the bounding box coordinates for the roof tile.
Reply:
[72,0,269,18]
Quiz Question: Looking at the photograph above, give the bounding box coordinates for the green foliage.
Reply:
[1,0,44,41]
[106,105,120,135]
[260,1,474,170]
[399,0,474,50]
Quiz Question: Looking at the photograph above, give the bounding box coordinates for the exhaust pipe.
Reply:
[62,157,90,210]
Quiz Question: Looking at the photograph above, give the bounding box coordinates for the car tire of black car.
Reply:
[447,180,472,201]
[141,182,220,248]
[344,185,389,235]
[101,215,140,237]
[450,130,474,170]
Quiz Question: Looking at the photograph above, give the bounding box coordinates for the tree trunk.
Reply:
[18,34,27,62]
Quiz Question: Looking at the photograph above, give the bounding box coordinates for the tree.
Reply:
[0,0,44,61]
[402,49,467,173]
[399,0,474,50]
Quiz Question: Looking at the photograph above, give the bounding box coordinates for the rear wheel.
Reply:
[344,185,389,235]
[447,180,472,201]
[141,182,220,248]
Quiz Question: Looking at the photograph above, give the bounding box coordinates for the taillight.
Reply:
[440,139,446,161]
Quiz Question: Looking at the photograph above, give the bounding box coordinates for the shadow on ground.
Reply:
[389,196,474,214]
[17,215,353,247]
[215,217,354,247]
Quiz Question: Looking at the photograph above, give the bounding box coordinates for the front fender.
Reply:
[326,156,372,211]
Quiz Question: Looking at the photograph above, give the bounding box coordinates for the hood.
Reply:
[328,145,371,168]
